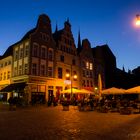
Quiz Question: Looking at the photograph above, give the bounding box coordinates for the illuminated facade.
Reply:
[0,56,12,100]
[0,14,105,103]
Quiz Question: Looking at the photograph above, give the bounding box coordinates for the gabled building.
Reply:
[0,14,106,103]
[77,36,94,91]
[53,19,80,99]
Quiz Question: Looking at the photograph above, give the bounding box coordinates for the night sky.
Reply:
[0,0,140,70]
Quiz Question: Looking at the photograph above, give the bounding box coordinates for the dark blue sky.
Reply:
[0,0,140,70]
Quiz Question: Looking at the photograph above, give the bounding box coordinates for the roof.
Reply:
[53,29,63,41]
[0,28,36,60]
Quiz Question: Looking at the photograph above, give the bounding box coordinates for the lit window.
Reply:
[90,63,93,70]
[86,62,89,69]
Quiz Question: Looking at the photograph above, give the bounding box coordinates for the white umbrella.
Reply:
[125,86,140,94]
[102,87,126,95]
[61,88,81,94]
[80,89,94,94]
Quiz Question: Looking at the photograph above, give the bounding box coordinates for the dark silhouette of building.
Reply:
[92,44,116,88]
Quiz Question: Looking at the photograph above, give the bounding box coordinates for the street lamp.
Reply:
[135,14,140,26]
[65,65,77,98]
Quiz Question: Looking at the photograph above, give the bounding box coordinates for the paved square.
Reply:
[0,104,140,140]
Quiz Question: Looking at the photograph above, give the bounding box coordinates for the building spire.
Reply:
[78,30,82,49]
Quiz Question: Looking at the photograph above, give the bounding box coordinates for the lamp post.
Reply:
[65,64,77,98]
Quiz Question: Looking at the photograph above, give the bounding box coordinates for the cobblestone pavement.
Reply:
[0,103,140,140]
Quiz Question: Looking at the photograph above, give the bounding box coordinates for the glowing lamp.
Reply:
[73,75,77,79]
[66,73,70,78]
[136,14,140,26]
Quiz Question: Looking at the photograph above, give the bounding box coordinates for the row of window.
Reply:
[32,44,53,61]
[14,45,29,61]
[0,71,11,81]
[40,32,49,42]
[82,61,93,70]
[60,55,76,65]
[58,67,77,80]
[59,45,76,55]
[83,70,93,78]
[0,60,11,68]
[82,80,93,87]
[13,64,28,76]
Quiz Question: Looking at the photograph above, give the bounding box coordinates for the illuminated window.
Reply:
[86,62,89,69]
[90,63,93,70]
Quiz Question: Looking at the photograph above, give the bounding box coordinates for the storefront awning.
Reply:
[0,82,27,92]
